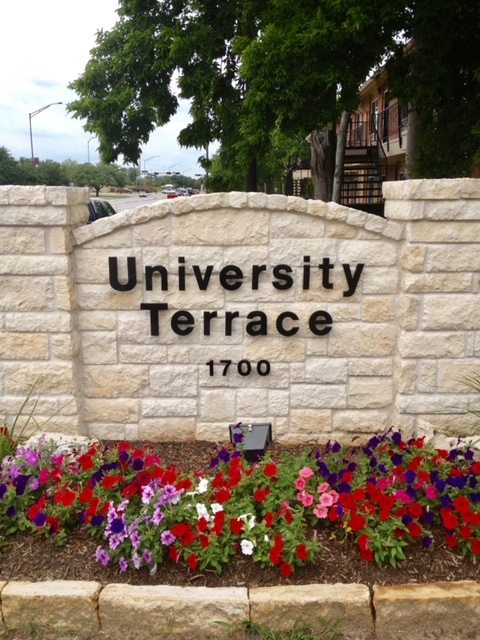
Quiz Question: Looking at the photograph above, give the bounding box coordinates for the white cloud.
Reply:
[0,0,214,176]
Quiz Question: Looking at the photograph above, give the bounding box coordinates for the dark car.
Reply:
[116,187,132,194]
[88,198,117,223]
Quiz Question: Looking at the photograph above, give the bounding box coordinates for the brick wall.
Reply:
[0,181,479,444]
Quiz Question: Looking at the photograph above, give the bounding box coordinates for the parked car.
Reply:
[166,191,178,199]
[88,198,117,223]
[176,188,189,197]
[116,187,132,194]
[139,191,147,197]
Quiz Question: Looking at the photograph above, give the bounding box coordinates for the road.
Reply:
[112,192,168,213]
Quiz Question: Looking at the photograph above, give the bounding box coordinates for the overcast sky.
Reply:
[0,0,211,177]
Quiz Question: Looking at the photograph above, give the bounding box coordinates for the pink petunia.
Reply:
[298,467,314,479]
[317,482,330,494]
[424,484,437,499]
[313,504,328,518]
[294,477,306,491]
[297,490,314,507]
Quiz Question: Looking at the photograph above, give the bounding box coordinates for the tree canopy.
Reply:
[67,0,480,192]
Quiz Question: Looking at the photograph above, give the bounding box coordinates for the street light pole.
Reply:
[88,137,94,163]
[29,102,63,166]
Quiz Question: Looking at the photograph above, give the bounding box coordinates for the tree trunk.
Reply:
[405,103,419,178]
[246,157,258,191]
[332,111,350,203]
[310,127,336,201]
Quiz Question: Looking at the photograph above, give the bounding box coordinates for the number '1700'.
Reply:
[206,359,271,376]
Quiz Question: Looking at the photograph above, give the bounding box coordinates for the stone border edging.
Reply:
[1,580,480,639]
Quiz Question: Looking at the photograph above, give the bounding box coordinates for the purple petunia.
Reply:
[33,512,47,527]
[95,546,110,566]
[161,530,176,546]
[110,517,125,534]
[119,557,128,572]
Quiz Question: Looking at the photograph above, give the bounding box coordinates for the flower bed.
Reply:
[1,427,480,579]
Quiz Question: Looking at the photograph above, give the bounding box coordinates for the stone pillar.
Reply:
[0,186,89,435]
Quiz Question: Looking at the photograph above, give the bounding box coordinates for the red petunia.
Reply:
[349,513,367,532]
[212,510,225,536]
[200,535,209,549]
[263,512,274,528]
[101,474,124,489]
[296,544,308,561]
[440,508,458,530]
[77,453,94,471]
[196,517,209,533]
[407,522,422,538]
[470,539,480,555]
[229,518,243,534]
[445,533,458,549]
[79,487,93,503]
[254,488,270,503]
[409,502,423,518]
[53,488,76,507]
[459,524,472,540]
[187,553,197,570]
[214,488,231,504]
[279,562,292,577]
[168,546,180,562]
[263,462,277,478]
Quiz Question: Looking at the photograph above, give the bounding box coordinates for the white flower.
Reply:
[196,503,210,520]
[240,539,255,555]
[197,478,209,493]
[238,513,256,530]
[211,503,224,514]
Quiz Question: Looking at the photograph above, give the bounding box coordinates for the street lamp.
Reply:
[29,102,63,166]
[87,137,95,163]
[181,168,192,186]
[143,155,160,173]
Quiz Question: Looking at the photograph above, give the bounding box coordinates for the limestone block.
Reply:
[0,332,49,360]
[265,194,288,210]
[0,277,54,311]
[403,179,463,200]
[437,359,480,393]
[410,220,480,243]
[82,331,117,365]
[99,584,249,639]
[338,239,398,266]
[399,332,465,358]
[196,421,230,441]
[397,394,468,414]
[119,343,168,364]
[76,283,142,311]
[2,580,101,634]
[404,272,474,293]
[306,199,328,217]
[424,200,480,221]
[361,267,399,294]
[83,364,149,398]
[384,199,425,220]
[131,218,170,247]
[84,398,139,423]
[53,275,76,312]
[427,244,480,272]
[326,302,361,322]
[362,297,395,322]
[348,377,393,409]
[5,362,76,394]
[417,360,437,393]
[290,384,347,409]
[326,220,358,238]
[142,397,197,417]
[172,210,269,245]
[305,358,348,383]
[364,213,387,234]
[271,211,324,238]
[374,581,480,640]
[245,338,305,363]
[333,410,392,433]
[382,220,404,240]
[268,389,289,415]
[286,195,308,212]
[250,584,372,640]
[199,388,237,421]
[348,358,393,376]
[396,361,416,394]
[235,388,268,416]
[269,237,336,265]
[423,295,480,330]
[287,409,332,435]
[0,228,46,254]
[398,296,420,330]
[77,311,117,331]
[229,191,248,208]
[149,365,198,396]
[329,325,397,357]
[401,245,426,272]
[10,185,48,206]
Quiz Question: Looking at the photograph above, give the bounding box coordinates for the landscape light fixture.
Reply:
[29,102,63,166]
[229,422,273,462]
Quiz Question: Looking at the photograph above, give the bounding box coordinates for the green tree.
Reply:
[386,0,480,177]
[0,147,21,185]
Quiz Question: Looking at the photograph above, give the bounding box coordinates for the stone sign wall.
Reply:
[0,181,479,445]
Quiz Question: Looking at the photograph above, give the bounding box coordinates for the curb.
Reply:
[2,580,480,639]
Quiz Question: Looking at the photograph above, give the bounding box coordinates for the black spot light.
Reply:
[229,422,273,462]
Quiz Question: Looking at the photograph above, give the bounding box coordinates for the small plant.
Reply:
[0,385,41,460]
